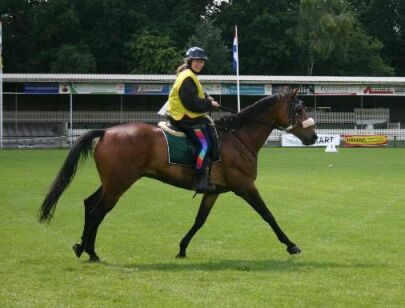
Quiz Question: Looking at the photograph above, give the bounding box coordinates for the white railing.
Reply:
[4,127,405,148]
[5,109,392,125]
[4,111,161,123]
[72,128,405,142]
[5,110,404,142]
[308,111,354,123]
[3,111,231,124]
[268,128,405,141]
[307,108,390,124]
[353,108,390,124]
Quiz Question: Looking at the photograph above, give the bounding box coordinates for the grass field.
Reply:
[1,148,404,307]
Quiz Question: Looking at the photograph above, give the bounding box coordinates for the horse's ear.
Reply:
[292,87,300,97]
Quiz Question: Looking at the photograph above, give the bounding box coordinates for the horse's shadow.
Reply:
[100,258,378,273]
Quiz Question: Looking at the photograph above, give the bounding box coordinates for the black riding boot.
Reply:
[193,168,216,193]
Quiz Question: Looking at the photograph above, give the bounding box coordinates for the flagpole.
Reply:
[234,25,241,112]
[0,21,3,149]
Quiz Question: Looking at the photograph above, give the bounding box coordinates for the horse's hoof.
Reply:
[176,252,186,258]
[85,249,100,262]
[287,245,302,255]
[72,244,84,258]
[88,254,100,262]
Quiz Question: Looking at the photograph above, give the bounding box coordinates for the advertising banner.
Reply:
[282,134,340,147]
[24,83,59,94]
[363,86,394,95]
[343,135,388,147]
[394,87,405,95]
[69,83,125,94]
[315,85,363,96]
[203,83,221,95]
[221,84,265,95]
[273,85,314,95]
[59,83,71,94]
[264,84,272,95]
[124,84,170,95]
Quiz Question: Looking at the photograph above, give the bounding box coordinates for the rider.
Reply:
[167,46,220,193]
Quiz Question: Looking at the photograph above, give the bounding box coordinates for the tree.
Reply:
[0,1,30,72]
[0,0,83,72]
[296,0,354,75]
[212,0,302,75]
[0,0,216,73]
[0,0,399,75]
[318,23,394,75]
[128,30,182,74]
[350,0,405,75]
[295,0,393,75]
[50,44,97,73]
[186,18,232,74]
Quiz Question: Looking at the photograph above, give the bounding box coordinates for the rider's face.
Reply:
[191,59,205,73]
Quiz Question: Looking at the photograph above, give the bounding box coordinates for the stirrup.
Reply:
[193,177,217,193]
[194,184,216,194]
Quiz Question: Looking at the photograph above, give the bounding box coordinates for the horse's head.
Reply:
[275,88,317,145]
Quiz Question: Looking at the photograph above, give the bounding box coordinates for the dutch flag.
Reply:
[232,26,238,72]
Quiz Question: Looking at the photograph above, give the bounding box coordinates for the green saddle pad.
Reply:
[162,131,195,167]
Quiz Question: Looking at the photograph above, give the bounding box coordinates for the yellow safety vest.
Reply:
[168,69,206,121]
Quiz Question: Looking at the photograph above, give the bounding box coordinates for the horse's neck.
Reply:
[235,124,274,155]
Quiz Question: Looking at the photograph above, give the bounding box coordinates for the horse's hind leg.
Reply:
[82,191,120,262]
[73,186,103,258]
[177,193,219,258]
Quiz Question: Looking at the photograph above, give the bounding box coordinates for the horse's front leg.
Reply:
[176,193,219,258]
[237,185,301,255]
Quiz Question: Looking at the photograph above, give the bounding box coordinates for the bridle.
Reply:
[216,98,315,157]
[218,98,314,133]
[281,99,315,132]
[215,98,315,158]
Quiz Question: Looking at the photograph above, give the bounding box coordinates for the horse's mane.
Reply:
[215,92,284,129]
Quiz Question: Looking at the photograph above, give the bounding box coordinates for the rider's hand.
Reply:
[211,100,220,108]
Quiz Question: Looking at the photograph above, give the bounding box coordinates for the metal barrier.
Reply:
[3,111,232,124]
[307,108,390,124]
[3,110,405,148]
[267,128,405,141]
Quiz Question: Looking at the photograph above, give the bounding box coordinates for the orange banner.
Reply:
[343,135,388,147]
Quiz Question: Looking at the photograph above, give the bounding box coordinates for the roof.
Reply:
[3,73,405,85]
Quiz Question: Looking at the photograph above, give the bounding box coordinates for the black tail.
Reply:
[38,129,105,223]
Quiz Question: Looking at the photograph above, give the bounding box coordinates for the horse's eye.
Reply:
[295,103,303,114]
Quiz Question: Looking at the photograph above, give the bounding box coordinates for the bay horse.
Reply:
[39,88,317,262]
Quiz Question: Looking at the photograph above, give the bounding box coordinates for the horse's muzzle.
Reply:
[304,133,318,145]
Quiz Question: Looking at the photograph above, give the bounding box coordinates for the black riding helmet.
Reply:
[186,47,208,61]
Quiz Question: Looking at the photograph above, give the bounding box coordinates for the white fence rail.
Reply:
[3,111,232,124]
[4,108,392,125]
[3,110,405,147]
[268,128,405,142]
[308,108,390,124]
[308,112,354,124]
[4,111,161,123]
[353,108,390,124]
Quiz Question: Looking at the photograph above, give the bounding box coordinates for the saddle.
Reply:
[158,120,220,166]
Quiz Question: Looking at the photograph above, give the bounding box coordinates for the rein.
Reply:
[217,104,312,133]
[215,105,267,158]
[214,100,315,157]
[218,105,276,128]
